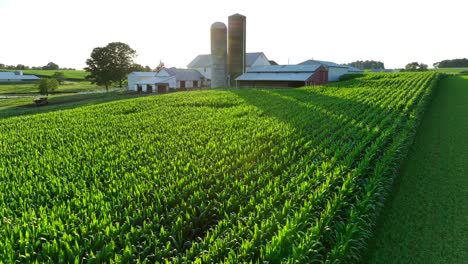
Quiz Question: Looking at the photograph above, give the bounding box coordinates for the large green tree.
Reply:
[404,62,428,71]
[345,60,385,70]
[37,78,58,96]
[433,58,468,68]
[85,42,137,91]
[42,62,59,70]
[52,72,65,85]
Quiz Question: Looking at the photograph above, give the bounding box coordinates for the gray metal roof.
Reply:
[247,64,321,73]
[0,72,39,80]
[236,72,314,82]
[245,52,265,66]
[163,68,203,81]
[347,66,364,72]
[236,64,326,82]
[268,60,279,65]
[187,52,267,68]
[129,72,157,77]
[136,76,174,85]
[299,59,348,69]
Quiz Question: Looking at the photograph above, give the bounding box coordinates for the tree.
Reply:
[433,58,468,68]
[52,72,65,85]
[85,42,137,91]
[155,61,165,72]
[37,78,58,96]
[404,62,428,72]
[130,63,146,72]
[345,60,385,70]
[42,62,59,70]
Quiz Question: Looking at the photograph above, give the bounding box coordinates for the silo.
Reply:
[210,22,227,88]
[228,13,246,85]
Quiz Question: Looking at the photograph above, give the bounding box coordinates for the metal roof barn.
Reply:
[299,60,349,81]
[236,65,328,88]
[347,66,364,73]
[0,72,40,82]
[187,53,268,69]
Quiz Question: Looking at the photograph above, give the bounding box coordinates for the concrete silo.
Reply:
[228,13,246,85]
[210,22,227,88]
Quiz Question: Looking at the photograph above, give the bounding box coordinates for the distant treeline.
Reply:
[0,62,75,71]
[433,58,468,68]
[345,60,385,70]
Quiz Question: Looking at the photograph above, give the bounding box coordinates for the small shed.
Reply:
[236,65,328,88]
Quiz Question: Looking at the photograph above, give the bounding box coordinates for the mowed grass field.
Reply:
[365,75,468,263]
[0,69,88,80]
[0,69,100,94]
[0,81,101,94]
[0,91,137,119]
[433,67,468,74]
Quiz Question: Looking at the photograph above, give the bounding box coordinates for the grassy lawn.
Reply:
[0,81,102,94]
[365,75,468,263]
[0,90,143,119]
[433,67,468,74]
[0,69,88,80]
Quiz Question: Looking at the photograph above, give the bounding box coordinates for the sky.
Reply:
[0,0,466,70]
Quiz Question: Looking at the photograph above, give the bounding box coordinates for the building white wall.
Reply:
[193,67,211,80]
[245,54,271,72]
[252,54,271,67]
[128,73,157,91]
[167,78,178,88]
[179,80,205,88]
[128,73,140,91]
[156,70,171,77]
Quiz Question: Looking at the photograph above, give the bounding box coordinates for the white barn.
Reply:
[187,52,272,83]
[128,68,204,92]
[0,71,39,82]
[298,60,350,82]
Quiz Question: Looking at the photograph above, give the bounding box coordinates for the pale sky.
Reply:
[0,0,466,69]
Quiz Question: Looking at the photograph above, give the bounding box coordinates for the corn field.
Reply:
[0,72,441,263]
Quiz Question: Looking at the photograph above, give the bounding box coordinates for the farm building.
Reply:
[347,66,364,73]
[372,68,396,73]
[128,68,204,92]
[299,60,349,81]
[187,52,272,84]
[235,64,328,88]
[0,71,39,82]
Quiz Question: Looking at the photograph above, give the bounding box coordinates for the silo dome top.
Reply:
[211,22,227,30]
[229,13,246,17]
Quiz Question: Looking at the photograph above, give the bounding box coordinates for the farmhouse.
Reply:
[128,68,204,92]
[298,60,349,82]
[0,71,39,82]
[187,52,271,84]
[236,64,328,88]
